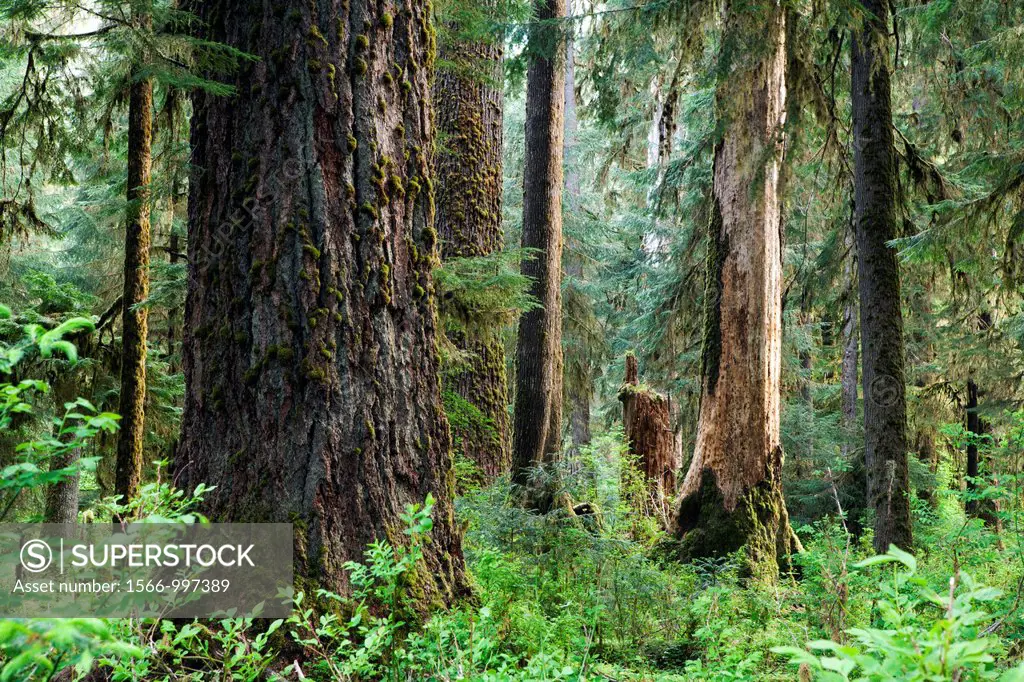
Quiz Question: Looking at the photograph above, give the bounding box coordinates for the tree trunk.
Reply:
[45,448,80,524]
[563,34,592,456]
[619,354,676,526]
[434,14,510,481]
[177,0,466,606]
[46,378,82,524]
[672,1,799,580]
[852,0,913,553]
[511,0,566,511]
[965,378,979,514]
[964,377,997,529]
[840,235,858,462]
[115,13,153,504]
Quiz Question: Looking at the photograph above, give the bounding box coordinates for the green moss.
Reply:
[303,244,322,259]
[390,174,404,197]
[355,57,368,76]
[381,11,393,28]
[309,25,328,45]
[347,135,358,152]
[355,34,369,50]
[702,200,726,396]
[673,467,793,583]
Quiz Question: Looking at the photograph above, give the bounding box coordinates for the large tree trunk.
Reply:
[672,1,799,580]
[852,0,913,553]
[115,15,153,504]
[434,14,510,481]
[177,0,466,606]
[511,0,566,511]
[619,354,676,526]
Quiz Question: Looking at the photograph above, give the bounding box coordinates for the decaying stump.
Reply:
[618,353,679,526]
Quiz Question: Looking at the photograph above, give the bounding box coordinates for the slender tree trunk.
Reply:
[177,0,466,605]
[672,1,799,580]
[512,0,566,511]
[45,448,80,524]
[852,0,913,552]
[619,354,677,527]
[839,230,867,535]
[965,377,981,515]
[46,378,81,524]
[165,86,184,376]
[795,284,813,478]
[434,13,510,481]
[840,229,858,458]
[115,12,153,503]
[563,34,592,456]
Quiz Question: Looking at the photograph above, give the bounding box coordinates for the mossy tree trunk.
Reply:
[512,0,566,511]
[852,0,913,552]
[177,0,467,606]
[115,8,153,504]
[434,11,510,482]
[619,354,677,526]
[671,0,799,580]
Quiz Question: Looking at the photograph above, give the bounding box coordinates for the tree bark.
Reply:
[965,377,981,515]
[852,0,913,553]
[563,34,592,456]
[964,376,997,528]
[840,232,858,462]
[115,12,153,504]
[434,13,510,481]
[511,0,566,511]
[46,378,82,524]
[619,354,677,526]
[177,0,466,606]
[45,448,80,524]
[672,1,799,580]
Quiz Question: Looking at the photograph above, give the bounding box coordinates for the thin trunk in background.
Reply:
[115,8,153,503]
[512,0,567,511]
[851,0,913,552]
[563,31,593,457]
